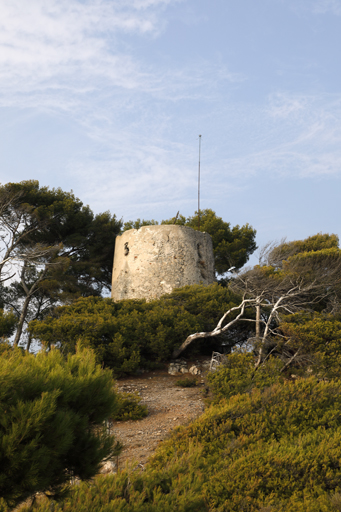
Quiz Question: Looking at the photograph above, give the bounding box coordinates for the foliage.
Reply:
[18,376,341,512]
[207,351,285,400]
[0,345,122,509]
[253,234,341,314]
[162,283,250,349]
[124,209,257,274]
[175,377,198,387]
[0,180,122,347]
[262,233,340,268]
[123,218,159,231]
[112,392,148,421]
[12,295,341,511]
[280,312,341,379]
[152,377,341,511]
[17,454,207,512]
[6,230,341,511]
[28,284,242,374]
[175,233,341,366]
[0,309,17,339]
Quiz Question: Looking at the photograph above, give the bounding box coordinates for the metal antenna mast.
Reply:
[198,135,202,231]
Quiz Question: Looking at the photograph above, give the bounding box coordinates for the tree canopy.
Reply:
[0,310,17,339]
[0,181,122,347]
[2,183,341,512]
[0,184,257,346]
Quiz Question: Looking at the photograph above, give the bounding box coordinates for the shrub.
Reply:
[28,284,242,375]
[280,312,341,379]
[0,344,122,510]
[17,377,341,512]
[175,377,198,387]
[207,351,285,400]
[112,392,148,421]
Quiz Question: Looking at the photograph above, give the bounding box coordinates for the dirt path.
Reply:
[14,360,211,511]
[110,359,210,471]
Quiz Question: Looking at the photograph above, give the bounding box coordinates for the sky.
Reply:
[0,0,340,264]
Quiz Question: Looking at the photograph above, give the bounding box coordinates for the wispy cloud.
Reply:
[0,0,160,99]
[267,93,310,120]
[70,137,199,218]
[1,0,340,225]
[0,0,244,220]
[207,93,341,186]
[67,89,341,221]
[0,0,238,112]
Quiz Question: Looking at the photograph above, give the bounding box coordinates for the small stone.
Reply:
[99,460,117,474]
[189,365,201,375]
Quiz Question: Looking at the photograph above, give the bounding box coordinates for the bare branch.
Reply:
[175,237,341,364]
[172,298,258,358]
[279,348,301,373]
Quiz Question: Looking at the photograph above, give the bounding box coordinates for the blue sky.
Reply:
[0,0,340,263]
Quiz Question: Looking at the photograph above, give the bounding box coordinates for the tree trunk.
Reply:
[256,302,261,339]
[172,299,252,358]
[13,294,32,346]
[26,332,33,352]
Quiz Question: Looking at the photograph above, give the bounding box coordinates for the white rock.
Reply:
[168,367,179,375]
[189,365,201,375]
[99,460,117,474]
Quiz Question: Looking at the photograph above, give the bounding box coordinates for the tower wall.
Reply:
[111,224,215,301]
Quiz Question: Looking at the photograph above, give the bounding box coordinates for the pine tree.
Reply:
[0,344,122,509]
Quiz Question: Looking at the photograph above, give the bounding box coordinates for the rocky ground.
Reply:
[105,358,211,472]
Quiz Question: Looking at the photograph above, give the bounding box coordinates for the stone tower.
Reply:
[111,224,215,301]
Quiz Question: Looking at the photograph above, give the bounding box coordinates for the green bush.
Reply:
[28,284,242,375]
[17,376,341,512]
[0,344,122,510]
[207,351,285,400]
[16,287,341,510]
[280,312,341,379]
[112,392,148,421]
[0,309,17,339]
[175,377,198,387]
[152,377,341,511]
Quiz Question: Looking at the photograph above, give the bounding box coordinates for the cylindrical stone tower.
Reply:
[111,224,215,301]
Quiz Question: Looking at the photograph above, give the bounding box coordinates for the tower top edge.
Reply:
[118,224,209,236]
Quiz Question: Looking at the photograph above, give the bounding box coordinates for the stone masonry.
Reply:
[111,224,215,301]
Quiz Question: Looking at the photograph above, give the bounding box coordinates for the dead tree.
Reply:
[173,239,341,365]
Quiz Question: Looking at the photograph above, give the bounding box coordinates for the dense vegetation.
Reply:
[112,392,148,422]
[0,182,256,349]
[6,231,340,512]
[0,344,122,510]
[28,284,245,375]
[2,181,341,510]
[13,359,341,511]
[0,180,121,348]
